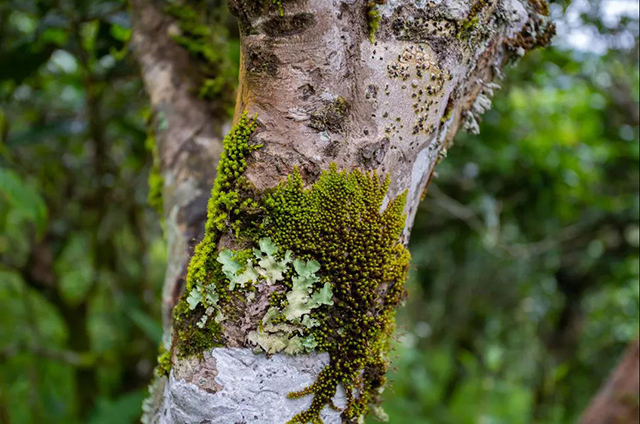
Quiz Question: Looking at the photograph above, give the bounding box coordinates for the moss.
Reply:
[367,1,384,43]
[259,165,410,423]
[144,130,163,217]
[309,97,350,134]
[155,346,172,378]
[165,2,236,113]
[172,112,261,357]
[456,0,489,40]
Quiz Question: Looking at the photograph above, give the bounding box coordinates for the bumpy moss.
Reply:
[367,1,384,43]
[172,112,261,357]
[155,346,172,378]
[260,166,410,423]
[165,1,236,112]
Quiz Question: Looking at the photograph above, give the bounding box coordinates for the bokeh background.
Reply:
[0,0,637,423]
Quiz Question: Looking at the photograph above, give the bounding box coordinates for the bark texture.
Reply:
[131,0,553,422]
[579,338,640,424]
[131,0,227,331]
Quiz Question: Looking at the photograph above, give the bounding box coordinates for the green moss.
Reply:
[273,0,284,16]
[172,112,261,357]
[155,346,172,378]
[170,110,409,422]
[456,0,491,41]
[145,131,163,217]
[165,2,236,113]
[259,165,410,423]
[367,2,383,43]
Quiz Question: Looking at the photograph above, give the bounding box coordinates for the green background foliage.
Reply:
[0,0,637,423]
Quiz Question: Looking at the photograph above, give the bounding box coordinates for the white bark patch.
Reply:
[157,348,345,424]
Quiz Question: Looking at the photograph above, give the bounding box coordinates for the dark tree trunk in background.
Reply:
[131,0,553,422]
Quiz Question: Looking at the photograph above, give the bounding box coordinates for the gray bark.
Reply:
[131,0,227,331]
[131,0,553,422]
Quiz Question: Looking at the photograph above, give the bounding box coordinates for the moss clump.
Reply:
[165,2,236,111]
[172,112,261,357]
[145,130,164,217]
[367,1,384,43]
[155,346,172,378]
[169,110,409,422]
[259,165,410,423]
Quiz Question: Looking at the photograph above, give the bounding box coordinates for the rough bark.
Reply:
[579,338,640,424]
[131,0,553,422]
[131,0,227,331]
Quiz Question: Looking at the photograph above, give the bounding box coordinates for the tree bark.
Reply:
[131,0,228,331]
[579,338,640,424]
[131,0,553,422]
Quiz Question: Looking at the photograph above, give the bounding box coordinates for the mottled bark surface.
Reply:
[131,0,227,331]
[579,339,640,424]
[131,0,553,422]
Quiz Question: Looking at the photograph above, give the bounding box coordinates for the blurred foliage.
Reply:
[0,0,164,422]
[0,0,638,423]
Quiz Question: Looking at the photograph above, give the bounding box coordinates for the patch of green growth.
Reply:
[457,0,489,40]
[272,0,284,16]
[258,165,410,423]
[155,346,172,378]
[367,1,383,43]
[165,2,236,112]
[172,112,261,357]
[144,131,164,217]
[309,97,350,134]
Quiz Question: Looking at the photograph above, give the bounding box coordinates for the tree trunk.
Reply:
[579,338,640,424]
[131,0,553,422]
